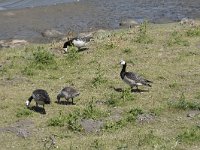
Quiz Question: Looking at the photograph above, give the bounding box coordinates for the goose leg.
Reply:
[71,98,74,105]
[36,102,39,107]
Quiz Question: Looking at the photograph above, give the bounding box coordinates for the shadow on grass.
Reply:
[78,47,89,52]
[28,106,46,114]
[113,87,149,93]
[55,101,76,105]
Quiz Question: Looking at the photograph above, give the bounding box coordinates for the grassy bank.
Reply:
[0,22,200,150]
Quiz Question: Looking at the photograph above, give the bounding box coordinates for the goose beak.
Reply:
[63,47,68,53]
[26,100,30,107]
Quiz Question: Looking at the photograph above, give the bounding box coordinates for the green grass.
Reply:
[0,21,200,149]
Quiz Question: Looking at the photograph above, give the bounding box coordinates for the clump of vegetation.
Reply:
[123,48,132,54]
[66,46,80,62]
[47,112,66,127]
[82,100,106,119]
[33,46,56,69]
[126,108,143,123]
[103,119,127,132]
[16,108,33,117]
[106,93,120,107]
[103,43,116,50]
[186,27,200,37]
[66,111,83,132]
[91,63,107,87]
[22,46,57,75]
[135,21,153,44]
[167,31,189,46]
[138,130,164,148]
[177,127,200,144]
[168,94,200,110]
[90,139,104,150]
[121,88,135,101]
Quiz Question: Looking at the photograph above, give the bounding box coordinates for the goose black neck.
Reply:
[121,63,126,73]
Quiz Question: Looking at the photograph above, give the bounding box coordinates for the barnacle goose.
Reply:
[63,36,93,52]
[120,60,152,90]
[26,89,51,108]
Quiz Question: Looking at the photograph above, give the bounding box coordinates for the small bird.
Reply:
[120,60,152,90]
[26,89,51,108]
[57,87,80,104]
[63,36,92,52]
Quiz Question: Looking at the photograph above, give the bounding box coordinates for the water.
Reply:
[0,0,200,42]
[0,0,75,10]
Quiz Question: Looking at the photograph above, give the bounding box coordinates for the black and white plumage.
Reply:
[26,89,51,108]
[57,87,80,104]
[63,36,93,53]
[120,60,152,90]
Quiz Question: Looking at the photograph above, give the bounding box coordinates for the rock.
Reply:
[136,113,155,124]
[0,119,34,138]
[180,18,195,26]
[0,39,28,48]
[119,19,139,28]
[41,29,63,38]
[80,119,103,133]
[187,110,200,118]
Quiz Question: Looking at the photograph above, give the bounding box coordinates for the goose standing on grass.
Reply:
[26,89,51,108]
[63,36,93,53]
[120,60,152,90]
[57,87,80,104]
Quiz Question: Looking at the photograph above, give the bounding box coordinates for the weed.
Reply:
[82,100,106,119]
[177,127,200,144]
[117,142,128,150]
[138,130,164,147]
[167,31,189,46]
[47,112,66,127]
[16,108,33,117]
[22,66,34,76]
[106,93,120,107]
[186,27,200,37]
[121,88,135,101]
[90,139,104,150]
[135,21,153,44]
[67,111,82,132]
[92,63,107,87]
[169,82,179,89]
[66,46,80,62]
[103,119,127,132]
[22,47,57,74]
[168,94,200,110]
[123,48,131,54]
[33,46,55,65]
[126,108,143,123]
[103,43,116,50]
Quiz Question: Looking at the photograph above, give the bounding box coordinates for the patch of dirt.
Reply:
[136,113,156,124]
[80,119,103,133]
[0,119,34,138]
[187,110,200,118]
[107,109,123,122]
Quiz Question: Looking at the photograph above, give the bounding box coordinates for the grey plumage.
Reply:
[63,36,93,52]
[57,87,80,104]
[26,89,51,108]
[120,60,152,90]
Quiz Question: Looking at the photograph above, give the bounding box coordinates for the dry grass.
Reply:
[0,22,200,150]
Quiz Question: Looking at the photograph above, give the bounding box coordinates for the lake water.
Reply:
[0,0,200,42]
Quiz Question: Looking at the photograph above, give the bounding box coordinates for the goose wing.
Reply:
[125,72,152,85]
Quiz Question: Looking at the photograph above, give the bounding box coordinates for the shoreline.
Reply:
[1,0,200,43]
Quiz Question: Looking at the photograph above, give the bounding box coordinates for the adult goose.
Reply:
[120,60,152,90]
[63,36,93,52]
[57,87,80,104]
[26,89,51,108]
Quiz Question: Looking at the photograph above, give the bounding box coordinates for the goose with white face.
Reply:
[120,60,126,65]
